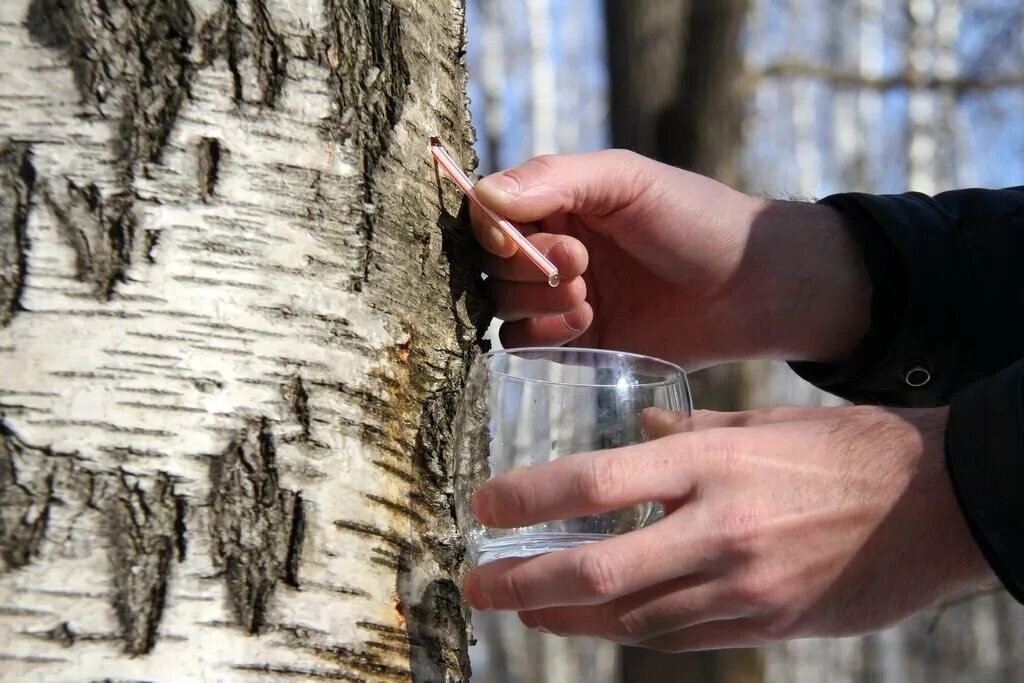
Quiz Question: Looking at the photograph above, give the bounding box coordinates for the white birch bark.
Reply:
[0,0,485,680]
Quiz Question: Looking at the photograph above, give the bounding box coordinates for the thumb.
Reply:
[475,150,654,223]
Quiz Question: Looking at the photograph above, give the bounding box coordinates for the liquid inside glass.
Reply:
[453,348,691,566]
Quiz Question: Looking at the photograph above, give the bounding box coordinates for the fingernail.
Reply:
[464,573,492,610]
[484,224,508,254]
[472,488,495,526]
[478,172,521,198]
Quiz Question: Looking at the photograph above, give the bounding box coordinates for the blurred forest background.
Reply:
[464,0,1024,681]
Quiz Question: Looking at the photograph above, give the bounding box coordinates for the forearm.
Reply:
[736,199,873,364]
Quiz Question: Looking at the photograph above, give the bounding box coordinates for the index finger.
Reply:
[484,234,589,283]
[472,436,699,529]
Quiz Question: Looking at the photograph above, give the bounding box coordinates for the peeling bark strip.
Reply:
[0,423,53,572]
[209,418,305,634]
[43,180,135,300]
[0,143,35,327]
[104,471,184,655]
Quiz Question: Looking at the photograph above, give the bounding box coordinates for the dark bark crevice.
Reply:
[286,375,312,441]
[42,179,136,301]
[103,470,182,655]
[25,0,195,293]
[25,0,194,171]
[197,137,223,202]
[0,422,54,572]
[200,0,288,107]
[322,0,410,289]
[209,417,305,635]
[0,143,35,327]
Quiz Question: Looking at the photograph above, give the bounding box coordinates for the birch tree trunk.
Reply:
[0,0,486,680]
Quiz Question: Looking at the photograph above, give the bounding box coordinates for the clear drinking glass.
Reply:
[454,348,691,566]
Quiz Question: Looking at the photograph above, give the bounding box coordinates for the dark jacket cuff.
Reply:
[946,359,1024,603]
[789,192,960,407]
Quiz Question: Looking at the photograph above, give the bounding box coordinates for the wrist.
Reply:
[739,200,873,363]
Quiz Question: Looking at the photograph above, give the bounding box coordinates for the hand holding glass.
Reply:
[454,348,691,565]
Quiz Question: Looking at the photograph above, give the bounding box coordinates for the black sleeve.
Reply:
[790,186,1024,406]
[946,360,1024,603]
[788,187,1024,602]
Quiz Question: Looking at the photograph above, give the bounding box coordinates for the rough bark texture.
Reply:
[0,0,485,679]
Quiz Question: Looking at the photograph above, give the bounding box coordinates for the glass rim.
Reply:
[481,347,688,389]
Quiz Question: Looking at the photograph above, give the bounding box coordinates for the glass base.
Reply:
[475,532,612,565]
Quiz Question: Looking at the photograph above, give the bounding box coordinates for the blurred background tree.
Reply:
[465,0,1024,680]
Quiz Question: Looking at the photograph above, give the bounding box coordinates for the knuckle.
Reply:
[519,154,559,181]
[709,432,747,474]
[576,551,620,600]
[729,569,782,613]
[502,477,537,522]
[717,506,761,553]
[499,571,530,609]
[579,455,624,508]
[605,606,647,644]
[753,612,799,641]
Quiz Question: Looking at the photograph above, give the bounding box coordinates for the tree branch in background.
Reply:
[756,61,1024,93]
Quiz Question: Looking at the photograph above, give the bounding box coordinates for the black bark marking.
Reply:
[199,0,287,107]
[303,643,412,681]
[209,418,305,634]
[42,621,75,647]
[232,663,362,681]
[0,143,35,327]
[286,375,311,440]
[332,519,411,551]
[142,229,162,264]
[283,492,304,589]
[174,495,188,562]
[103,470,183,655]
[0,423,53,572]
[197,138,222,201]
[25,0,194,170]
[44,180,135,300]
